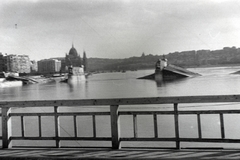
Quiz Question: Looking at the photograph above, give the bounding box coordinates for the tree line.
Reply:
[86,46,240,72]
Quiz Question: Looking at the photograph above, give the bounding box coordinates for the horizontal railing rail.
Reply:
[1,95,240,149]
[1,94,240,107]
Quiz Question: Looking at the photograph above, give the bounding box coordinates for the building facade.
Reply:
[30,60,38,73]
[37,59,61,74]
[0,53,4,72]
[3,54,31,73]
[37,44,88,75]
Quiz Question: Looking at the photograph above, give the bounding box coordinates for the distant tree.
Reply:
[141,52,145,57]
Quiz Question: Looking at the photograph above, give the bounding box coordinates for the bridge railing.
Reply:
[1,95,240,149]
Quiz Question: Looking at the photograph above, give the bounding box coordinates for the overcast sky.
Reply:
[1,0,240,60]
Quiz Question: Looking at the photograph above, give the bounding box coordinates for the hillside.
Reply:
[86,46,240,72]
[87,54,161,72]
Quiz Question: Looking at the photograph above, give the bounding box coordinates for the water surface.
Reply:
[2,66,240,148]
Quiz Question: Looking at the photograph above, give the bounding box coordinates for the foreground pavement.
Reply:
[0,148,240,160]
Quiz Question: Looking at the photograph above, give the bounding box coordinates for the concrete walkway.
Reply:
[0,148,240,160]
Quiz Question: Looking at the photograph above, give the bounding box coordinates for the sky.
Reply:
[1,0,240,61]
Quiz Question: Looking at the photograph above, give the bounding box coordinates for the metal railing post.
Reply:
[110,105,121,149]
[220,113,225,139]
[133,114,138,138]
[2,107,12,148]
[197,113,202,139]
[174,103,180,149]
[54,106,60,148]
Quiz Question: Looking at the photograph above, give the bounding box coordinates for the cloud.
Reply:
[1,0,240,60]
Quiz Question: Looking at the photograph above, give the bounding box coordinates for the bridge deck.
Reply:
[0,148,239,160]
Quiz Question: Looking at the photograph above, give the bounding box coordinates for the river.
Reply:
[2,66,240,101]
[2,66,240,148]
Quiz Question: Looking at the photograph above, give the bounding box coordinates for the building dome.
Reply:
[65,44,82,68]
[69,44,78,57]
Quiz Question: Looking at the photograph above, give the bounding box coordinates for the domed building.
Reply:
[65,44,82,67]
[68,45,78,57]
[60,44,88,73]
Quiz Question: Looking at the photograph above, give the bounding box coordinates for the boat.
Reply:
[138,58,201,81]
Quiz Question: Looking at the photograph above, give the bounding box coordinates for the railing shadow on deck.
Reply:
[1,95,240,149]
[2,148,240,159]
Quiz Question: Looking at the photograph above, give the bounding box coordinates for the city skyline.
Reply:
[1,0,240,61]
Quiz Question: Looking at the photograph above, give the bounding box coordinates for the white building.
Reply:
[4,54,31,73]
[37,59,61,74]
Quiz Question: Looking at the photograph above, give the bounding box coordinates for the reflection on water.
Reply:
[155,77,188,87]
